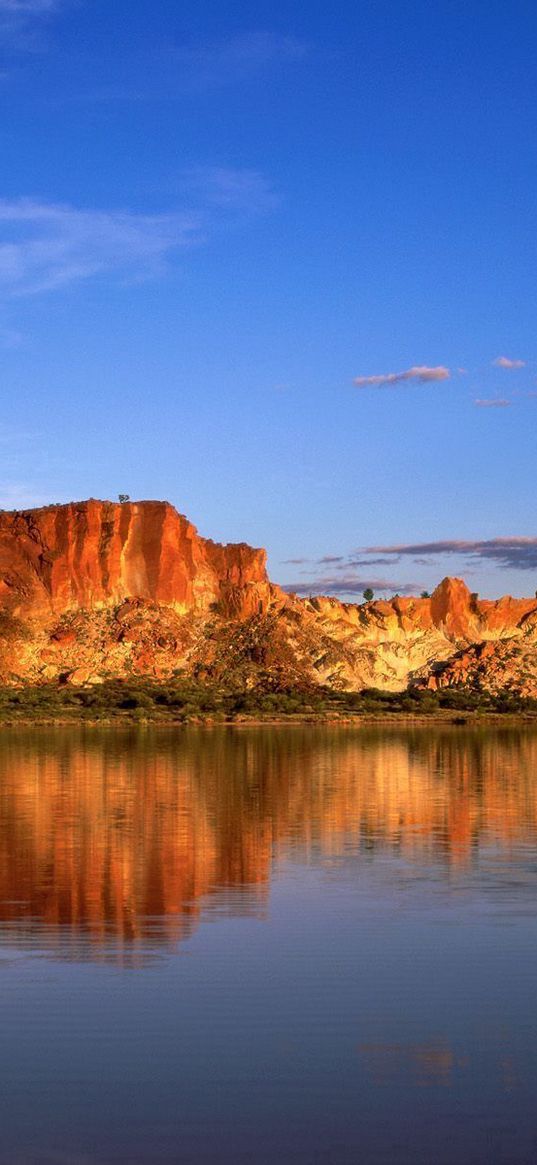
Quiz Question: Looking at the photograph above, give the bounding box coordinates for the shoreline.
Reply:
[1,710,537,729]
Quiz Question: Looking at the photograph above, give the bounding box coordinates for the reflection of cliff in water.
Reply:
[0,726,536,959]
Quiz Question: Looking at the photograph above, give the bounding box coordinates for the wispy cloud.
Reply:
[173,31,307,91]
[359,538,537,571]
[474,398,511,408]
[282,554,399,569]
[180,166,279,215]
[280,551,418,598]
[0,0,60,19]
[0,0,62,47]
[0,2,59,10]
[0,199,200,296]
[493,355,526,369]
[354,365,450,388]
[0,175,276,299]
[283,573,418,598]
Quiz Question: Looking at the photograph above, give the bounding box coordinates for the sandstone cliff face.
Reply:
[0,499,269,620]
[0,500,536,694]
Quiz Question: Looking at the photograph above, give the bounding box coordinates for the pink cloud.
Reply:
[354,365,450,388]
[493,355,526,369]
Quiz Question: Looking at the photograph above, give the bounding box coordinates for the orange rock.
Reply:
[0,499,269,620]
[1,501,537,694]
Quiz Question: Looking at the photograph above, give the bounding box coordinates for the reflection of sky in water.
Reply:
[0,727,536,1163]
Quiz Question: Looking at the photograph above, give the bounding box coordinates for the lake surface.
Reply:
[0,725,537,1164]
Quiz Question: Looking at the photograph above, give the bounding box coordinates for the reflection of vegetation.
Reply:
[0,679,536,722]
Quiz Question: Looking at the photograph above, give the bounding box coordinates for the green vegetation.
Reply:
[0,678,535,724]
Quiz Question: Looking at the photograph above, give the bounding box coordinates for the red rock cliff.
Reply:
[0,499,269,619]
[429,576,536,639]
[2,501,537,693]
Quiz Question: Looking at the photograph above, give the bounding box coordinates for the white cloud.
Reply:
[0,170,278,299]
[354,365,450,388]
[474,398,511,408]
[0,198,204,296]
[493,355,526,369]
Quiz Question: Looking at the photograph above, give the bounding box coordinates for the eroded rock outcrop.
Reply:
[0,499,536,693]
[0,499,269,619]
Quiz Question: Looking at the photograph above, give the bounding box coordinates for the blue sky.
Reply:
[2,0,537,598]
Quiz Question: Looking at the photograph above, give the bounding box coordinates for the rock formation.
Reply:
[0,498,536,694]
[0,498,269,619]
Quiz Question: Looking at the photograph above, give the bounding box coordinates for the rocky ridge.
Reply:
[0,499,536,695]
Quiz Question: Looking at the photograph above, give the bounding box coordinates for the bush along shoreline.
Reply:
[0,678,536,724]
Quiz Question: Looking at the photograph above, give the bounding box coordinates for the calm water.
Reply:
[0,726,537,1164]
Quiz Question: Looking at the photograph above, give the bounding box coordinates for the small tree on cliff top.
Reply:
[362,588,374,602]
